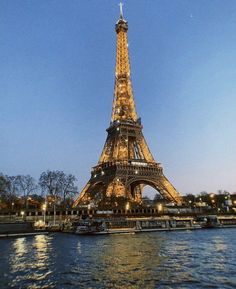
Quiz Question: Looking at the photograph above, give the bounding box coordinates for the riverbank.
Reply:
[0,222,48,238]
[1,214,236,237]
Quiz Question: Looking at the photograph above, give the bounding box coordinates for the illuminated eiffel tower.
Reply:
[74,4,182,207]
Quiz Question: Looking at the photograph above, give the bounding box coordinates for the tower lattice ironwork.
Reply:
[74,6,182,207]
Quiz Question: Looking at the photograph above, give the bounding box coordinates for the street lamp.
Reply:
[42,203,47,224]
[211,199,215,209]
[20,211,25,220]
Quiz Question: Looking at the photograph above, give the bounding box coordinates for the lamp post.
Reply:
[42,203,47,225]
[53,203,56,226]
[20,211,25,221]
[11,202,15,220]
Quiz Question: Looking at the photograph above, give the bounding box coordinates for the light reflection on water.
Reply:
[8,234,54,289]
[0,229,236,289]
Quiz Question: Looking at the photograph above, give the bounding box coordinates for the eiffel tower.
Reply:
[74,4,182,207]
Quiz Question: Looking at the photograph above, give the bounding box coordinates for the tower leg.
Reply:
[73,182,92,207]
[156,176,182,205]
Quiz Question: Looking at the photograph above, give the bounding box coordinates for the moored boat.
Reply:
[73,216,202,235]
[75,220,136,235]
[197,215,223,229]
[218,215,236,228]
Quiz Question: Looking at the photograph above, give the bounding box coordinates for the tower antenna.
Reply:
[119,2,124,19]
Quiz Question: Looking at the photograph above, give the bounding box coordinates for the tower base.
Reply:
[73,161,182,208]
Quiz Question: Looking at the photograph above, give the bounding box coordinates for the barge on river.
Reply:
[72,216,201,235]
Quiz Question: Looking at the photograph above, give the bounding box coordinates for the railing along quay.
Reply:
[0,207,235,223]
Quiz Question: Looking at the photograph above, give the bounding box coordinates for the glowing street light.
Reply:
[42,203,47,224]
[20,211,25,220]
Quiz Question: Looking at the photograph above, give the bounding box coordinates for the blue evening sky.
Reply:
[1,0,236,195]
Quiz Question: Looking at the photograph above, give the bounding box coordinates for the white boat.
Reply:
[75,220,135,235]
[93,227,135,235]
[74,217,202,235]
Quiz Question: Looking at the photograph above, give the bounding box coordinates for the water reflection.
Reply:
[77,240,81,254]
[11,237,28,272]
[0,229,236,289]
[90,234,164,288]
[8,234,53,288]
[34,234,51,268]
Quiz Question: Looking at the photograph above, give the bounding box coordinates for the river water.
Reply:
[0,229,236,289]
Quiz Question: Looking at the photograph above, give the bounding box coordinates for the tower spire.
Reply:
[119,2,124,19]
[112,3,138,122]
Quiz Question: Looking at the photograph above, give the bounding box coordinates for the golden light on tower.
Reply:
[73,4,182,208]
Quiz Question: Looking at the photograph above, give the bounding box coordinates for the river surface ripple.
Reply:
[0,229,236,289]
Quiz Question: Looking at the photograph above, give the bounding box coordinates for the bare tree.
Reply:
[0,174,10,207]
[7,176,19,194]
[39,170,77,205]
[17,175,38,208]
[39,170,62,198]
[0,174,9,194]
[59,174,78,206]
[0,174,19,208]
[200,191,208,196]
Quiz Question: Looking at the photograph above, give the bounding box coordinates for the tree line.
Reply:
[1,171,236,211]
[0,170,78,210]
[141,190,236,210]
